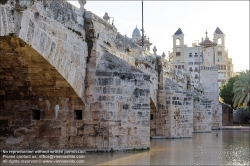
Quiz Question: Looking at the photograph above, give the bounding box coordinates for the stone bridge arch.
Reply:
[0,36,85,149]
[0,0,89,150]
[1,0,88,102]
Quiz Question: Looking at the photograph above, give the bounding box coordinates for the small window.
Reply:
[178,65,181,69]
[74,110,82,120]
[182,65,184,69]
[218,51,222,56]
[32,110,40,120]
[176,47,180,51]
[176,38,180,45]
[176,52,181,56]
[217,38,222,45]
[195,53,198,57]
[189,53,192,57]
[150,114,153,120]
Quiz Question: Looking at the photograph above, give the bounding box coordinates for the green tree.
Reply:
[233,70,250,108]
[219,75,238,108]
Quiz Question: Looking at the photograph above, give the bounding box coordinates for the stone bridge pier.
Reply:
[0,0,88,150]
[0,0,152,151]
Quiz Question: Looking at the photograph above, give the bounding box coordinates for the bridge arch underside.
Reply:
[0,36,85,150]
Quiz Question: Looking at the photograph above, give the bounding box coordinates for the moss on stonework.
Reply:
[131,147,149,151]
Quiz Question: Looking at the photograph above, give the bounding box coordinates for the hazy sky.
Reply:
[68,1,249,72]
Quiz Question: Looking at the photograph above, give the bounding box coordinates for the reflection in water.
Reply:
[1,130,249,165]
[221,130,250,165]
[96,130,249,165]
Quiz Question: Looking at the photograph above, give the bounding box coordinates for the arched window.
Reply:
[176,38,180,45]
[217,38,222,45]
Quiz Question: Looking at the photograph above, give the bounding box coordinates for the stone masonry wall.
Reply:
[0,0,223,151]
[200,66,222,129]
[0,36,85,150]
[0,0,89,151]
[84,11,151,150]
[0,0,88,101]
[151,57,193,138]
[193,93,212,132]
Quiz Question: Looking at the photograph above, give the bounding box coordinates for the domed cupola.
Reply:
[132,25,141,41]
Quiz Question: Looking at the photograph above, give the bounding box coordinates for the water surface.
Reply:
[1,130,249,165]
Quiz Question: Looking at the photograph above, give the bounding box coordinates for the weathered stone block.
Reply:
[98,78,114,86]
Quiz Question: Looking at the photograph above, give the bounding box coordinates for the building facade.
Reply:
[169,27,234,87]
[213,27,234,86]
